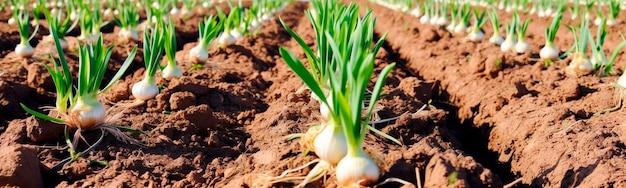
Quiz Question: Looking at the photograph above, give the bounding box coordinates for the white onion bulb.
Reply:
[500,38,516,52]
[489,34,504,45]
[162,63,183,80]
[132,78,159,101]
[567,52,593,75]
[468,30,484,42]
[515,41,530,54]
[335,151,380,187]
[616,72,626,88]
[540,45,559,60]
[15,42,34,58]
[118,28,139,42]
[313,122,347,165]
[188,45,208,64]
[217,32,236,47]
[607,19,617,26]
[69,98,106,129]
[454,23,467,34]
[420,15,430,24]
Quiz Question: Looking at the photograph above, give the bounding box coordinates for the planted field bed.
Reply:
[1,0,626,187]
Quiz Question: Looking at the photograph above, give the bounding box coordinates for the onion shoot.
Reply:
[114,3,140,42]
[10,0,38,58]
[280,1,401,186]
[540,10,562,60]
[43,6,79,51]
[514,12,531,54]
[467,10,487,42]
[488,8,504,45]
[20,24,137,131]
[188,16,222,64]
[161,18,182,80]
[565,19,593,76]
[132,22,164,101]
[589,24,626,76]
[500,21,516,52]
[20,29,140,166]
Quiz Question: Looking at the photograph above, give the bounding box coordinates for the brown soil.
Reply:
[2,1,624,188]
[355,0,626,187]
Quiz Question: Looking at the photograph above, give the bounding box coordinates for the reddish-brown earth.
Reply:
[1,1,625,187]
[354,0,626,187]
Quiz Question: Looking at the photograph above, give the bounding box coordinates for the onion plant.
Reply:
[180,0,196,18]
[169,0,180,15]
[589,22,626,76]
[488,8,503,45]
[583,1,594,20]
[188,16,223,64]
[281,7,395,187]
[429,2,440,25]
[419,0,432,24]
[409,2,422,17]
[242,2,260,33]
[593,0,619,26]
[103,0,116,18]
[77,4,105,43]
[44,6,79,51]
[201,0,212,9]
[514,13,531,54]
[567,0,581,20]
[435,3,449,26]
[612,43,626,110]
[590,18,608,67]
[144,0,168,26]
[596,33,626,114]
[281,0,343,117]
[445,4,458,32]
[467,10,487,42]
[114,2,140,42]
[20,24,139,166]
[280,1,401,186]
[453,4,470,34]
[500,19,517,52]
[565,19,593,76]
[10,0,38,58]
[538,0,554,17]
[66,0,80,22]
[216,5,244,48]
[540,10,562,60]
[606,0,620,26]
[162,19,182,80]
[132,23,164,101]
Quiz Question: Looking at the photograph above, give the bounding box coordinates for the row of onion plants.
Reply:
[264,0,409,187]
[372,0,626,119]
[12,0,291,168]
